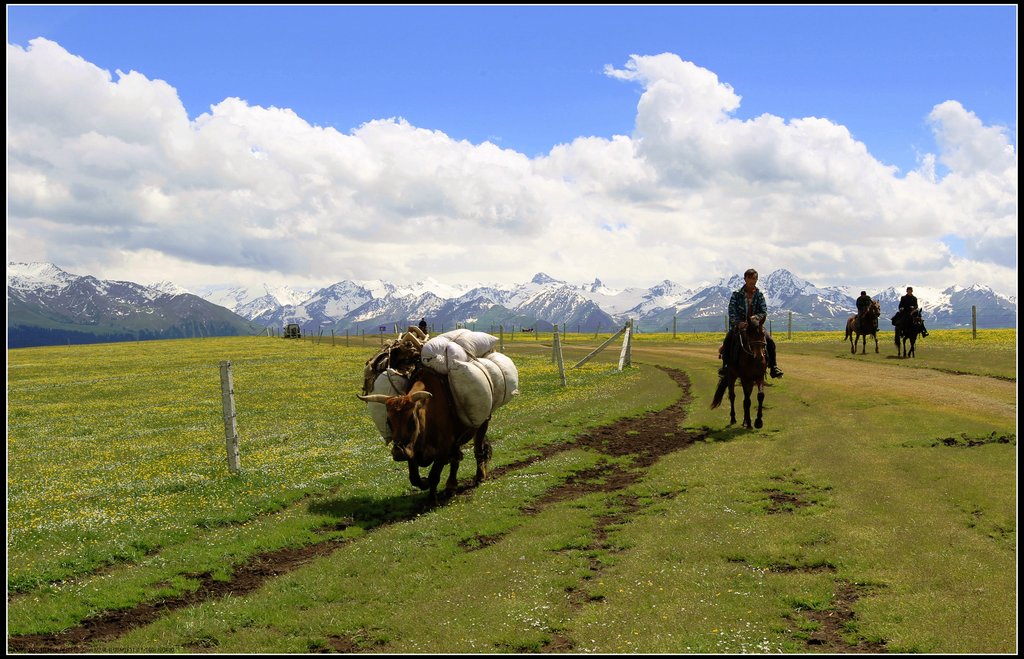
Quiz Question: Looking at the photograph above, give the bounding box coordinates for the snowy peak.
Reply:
[148,280,191,296]
[194,283,317,313]
[530,272,561,285]
[7,261,80,292]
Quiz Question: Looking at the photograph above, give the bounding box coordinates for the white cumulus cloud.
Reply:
[6,39,1017,297]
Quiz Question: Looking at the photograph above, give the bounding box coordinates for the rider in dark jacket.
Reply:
[855,291,872,331]
[718,269,783,380]
[893,286,929,336]
[856,291,872,316]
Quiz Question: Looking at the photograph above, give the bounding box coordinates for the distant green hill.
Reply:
[8,291,264,348]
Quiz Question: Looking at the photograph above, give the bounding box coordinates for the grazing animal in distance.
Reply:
[358,367,491,502]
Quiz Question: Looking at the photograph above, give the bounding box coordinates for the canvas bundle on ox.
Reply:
[447,352,519,427]
[420,329,500,374]
[358,328,518,502]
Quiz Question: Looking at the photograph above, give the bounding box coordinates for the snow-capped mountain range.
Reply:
[7,262,264,348]
[7,262,1017,348]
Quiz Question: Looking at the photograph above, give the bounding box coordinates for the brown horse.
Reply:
[711,317,768,429]
[845,299,880,354]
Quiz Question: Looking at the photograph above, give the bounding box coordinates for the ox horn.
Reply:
[358,394,391,404]
[409,391,432,402]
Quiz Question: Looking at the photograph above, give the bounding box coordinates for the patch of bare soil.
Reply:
[792,581,888,653]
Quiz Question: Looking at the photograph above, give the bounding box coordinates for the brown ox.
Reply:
[358,367,491,502]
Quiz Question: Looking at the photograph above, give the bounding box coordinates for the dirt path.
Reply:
[7,366,882,654]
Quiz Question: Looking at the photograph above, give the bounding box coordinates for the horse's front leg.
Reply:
[872,333,878,353]
[724,378,738,425]
[742,380,753,429]
[860,335,867,355]
[754,382,765,429]
[727,379,737,425]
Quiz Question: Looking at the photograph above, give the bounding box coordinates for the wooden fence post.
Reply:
[788,311,793,340]
[219,361,241,474]
[618,319,633,370]
[553,324,567,386]
[972,305,977,339]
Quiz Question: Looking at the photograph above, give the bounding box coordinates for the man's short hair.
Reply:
[743,268,758,278]
[907,287,913,292]
[861,291,867,296]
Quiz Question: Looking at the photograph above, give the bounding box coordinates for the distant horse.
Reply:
[845,299,880,354]
[894,308,925,358]
[711,317,768,429]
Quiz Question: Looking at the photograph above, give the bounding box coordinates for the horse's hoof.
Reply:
[755,419,763,429]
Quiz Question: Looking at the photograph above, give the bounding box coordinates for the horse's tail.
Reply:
[844,321,852,341]
[710,375,728,409]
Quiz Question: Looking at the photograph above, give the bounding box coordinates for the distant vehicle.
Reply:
[283,323,302,339]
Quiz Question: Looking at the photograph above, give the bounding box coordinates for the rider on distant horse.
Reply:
[718,268,784,381]
[891,286,929,337]
[855,291,871,332]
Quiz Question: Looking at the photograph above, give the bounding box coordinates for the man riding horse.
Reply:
[856,290,872,321]
[891,286,929,337]
[718,268,784,382]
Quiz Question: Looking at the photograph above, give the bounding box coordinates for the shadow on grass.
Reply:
[308,493,434,531]
[700,425,758,442]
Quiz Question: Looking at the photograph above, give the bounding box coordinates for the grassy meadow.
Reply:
[6,329,1017,652]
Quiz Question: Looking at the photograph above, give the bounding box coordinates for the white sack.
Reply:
[472,355,506,411]
[366,369,409,442]
[452,331,499,358]
[420,336,469,375]
[447,353,520,428]
[482,352,520,408]
[448,358,494,428]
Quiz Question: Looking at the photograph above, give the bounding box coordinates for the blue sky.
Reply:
[9,5,1015,173]
[6,5,1018,297]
